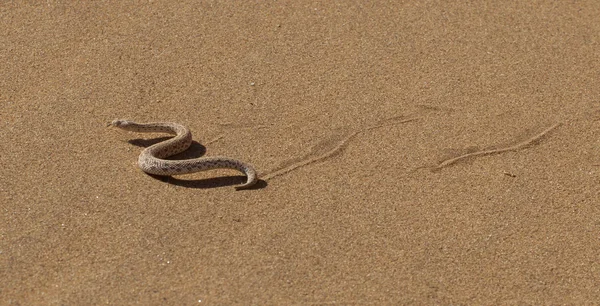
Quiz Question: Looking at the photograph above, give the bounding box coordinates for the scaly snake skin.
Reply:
[111,120,257,190]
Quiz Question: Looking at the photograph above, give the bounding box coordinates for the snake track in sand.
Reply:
[111,120,257,190]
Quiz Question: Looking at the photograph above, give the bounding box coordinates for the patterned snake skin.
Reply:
[111,120,257,190]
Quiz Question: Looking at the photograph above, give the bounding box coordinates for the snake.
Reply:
[110,119,257,190]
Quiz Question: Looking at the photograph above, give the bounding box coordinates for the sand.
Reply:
[2,1,599,304]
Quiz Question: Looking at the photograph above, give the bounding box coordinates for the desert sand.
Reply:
[2,1,599,304]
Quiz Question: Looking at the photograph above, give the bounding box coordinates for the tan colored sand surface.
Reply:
[2,1,599,304]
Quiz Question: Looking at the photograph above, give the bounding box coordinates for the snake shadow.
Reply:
[128,137,268,190]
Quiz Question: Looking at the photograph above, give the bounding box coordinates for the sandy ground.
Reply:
[2,1,600,304]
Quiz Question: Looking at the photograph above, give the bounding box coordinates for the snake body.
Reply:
[111,120,257,190]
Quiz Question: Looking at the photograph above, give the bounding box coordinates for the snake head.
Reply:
[110,119,135,129]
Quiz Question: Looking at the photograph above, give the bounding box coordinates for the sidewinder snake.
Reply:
[111,120,257,190]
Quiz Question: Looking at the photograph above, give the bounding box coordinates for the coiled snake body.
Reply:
[111,120,257,190]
